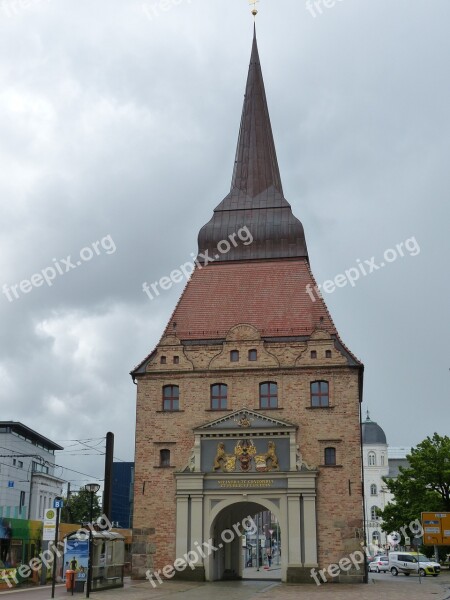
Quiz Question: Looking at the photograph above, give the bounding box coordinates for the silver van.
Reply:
[389,552,440,577]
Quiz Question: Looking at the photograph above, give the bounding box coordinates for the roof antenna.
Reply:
[366,409,370,420]
[249,0,258,19]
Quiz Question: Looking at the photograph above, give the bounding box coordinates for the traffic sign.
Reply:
[422,512,450,545]
[54,498,64,509]
[43,508,57,541]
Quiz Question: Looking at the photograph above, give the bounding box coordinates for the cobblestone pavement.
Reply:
[2,575,450,600]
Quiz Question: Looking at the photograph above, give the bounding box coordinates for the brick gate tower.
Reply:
[131,29,365,584]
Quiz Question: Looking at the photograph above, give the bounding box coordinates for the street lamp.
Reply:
[85,483,100,598]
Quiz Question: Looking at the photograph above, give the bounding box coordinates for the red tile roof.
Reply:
[163,258,336,340]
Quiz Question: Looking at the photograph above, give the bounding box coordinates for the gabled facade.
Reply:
[131,30,365,584]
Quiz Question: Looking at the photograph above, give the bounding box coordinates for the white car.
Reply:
[389,552,440,577]
[368,556,389,573]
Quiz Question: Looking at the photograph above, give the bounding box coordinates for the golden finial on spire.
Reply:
[249,0,258,18]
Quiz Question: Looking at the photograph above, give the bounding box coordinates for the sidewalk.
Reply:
[1,576,449,600]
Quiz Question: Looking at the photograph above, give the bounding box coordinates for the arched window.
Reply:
[211,384,228,410]
[380,455,385,465]
[163,385,179,411]
[370,484,377,496]
[372,531,381,544]
[370,506,378,520]
[368,452,376,466]
[160,449,171,468]
[324,447,336,466]
[259,382,278,409]
[230,350,239,362]
[311,381,329,407]
[248,349,257,361]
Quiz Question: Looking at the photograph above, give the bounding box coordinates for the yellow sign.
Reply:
[422,512,450,545]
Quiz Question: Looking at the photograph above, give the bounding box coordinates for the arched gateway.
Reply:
[174,410,318,582]
[131,28,364,586]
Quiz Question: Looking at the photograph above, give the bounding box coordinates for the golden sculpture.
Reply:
[213,442,236,472]
[213,439,279,472]
[255,442,279,472]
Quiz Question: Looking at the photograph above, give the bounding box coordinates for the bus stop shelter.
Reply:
[64,530,125,593]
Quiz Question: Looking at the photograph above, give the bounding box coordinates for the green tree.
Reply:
[379,433,450,543]
[62,489,102,524]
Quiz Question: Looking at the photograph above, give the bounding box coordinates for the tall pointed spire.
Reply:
[197,30,308,263]
[231,27,283,198]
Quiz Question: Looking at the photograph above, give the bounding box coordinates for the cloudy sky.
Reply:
[0,0,449,492]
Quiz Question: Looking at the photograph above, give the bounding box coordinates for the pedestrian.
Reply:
[0,519,12,564]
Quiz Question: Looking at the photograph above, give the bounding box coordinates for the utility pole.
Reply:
[103,432,114,520]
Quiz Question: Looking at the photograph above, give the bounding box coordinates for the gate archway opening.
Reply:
[207,500,283,582]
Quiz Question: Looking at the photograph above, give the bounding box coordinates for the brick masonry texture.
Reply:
[132,320,364,578]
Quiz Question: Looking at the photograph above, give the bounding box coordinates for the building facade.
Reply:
[111,462,134,528]
[362,412,410,548]
[131,31,365,583]
[0,422,64,520]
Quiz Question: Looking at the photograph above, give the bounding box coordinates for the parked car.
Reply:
[389,552,440,577]
[368,556,389,573]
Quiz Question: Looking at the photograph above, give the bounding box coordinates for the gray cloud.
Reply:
[0,0,449,486]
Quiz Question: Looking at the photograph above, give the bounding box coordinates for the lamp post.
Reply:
[85,483,100,598]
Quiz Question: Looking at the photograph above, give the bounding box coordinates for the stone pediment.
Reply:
[194,409,297,432]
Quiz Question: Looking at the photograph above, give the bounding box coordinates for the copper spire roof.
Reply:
[197,28,308,263]
[231,26,283,198]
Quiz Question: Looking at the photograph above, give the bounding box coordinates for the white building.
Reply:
[362,412,410,548]
[0,421,65,520]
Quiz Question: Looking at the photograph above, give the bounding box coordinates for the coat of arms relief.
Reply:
[213,439,279,473]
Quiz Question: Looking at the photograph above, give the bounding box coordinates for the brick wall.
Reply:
[132,325,363,577]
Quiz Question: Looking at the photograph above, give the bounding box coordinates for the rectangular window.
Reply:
[211,384,228,410]
[18,461,23,468]
[259,382,278,409]
[163,385,179,411]
[173,356,180,365]
[230,350,239,362]
[19,491,25,508]
[248,349,257,361]
[160,449,171,468]
[324,447,336,466]
[311,381,329,407]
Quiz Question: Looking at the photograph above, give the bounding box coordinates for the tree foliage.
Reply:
[379,433,450,542]
[61,489,102,525]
